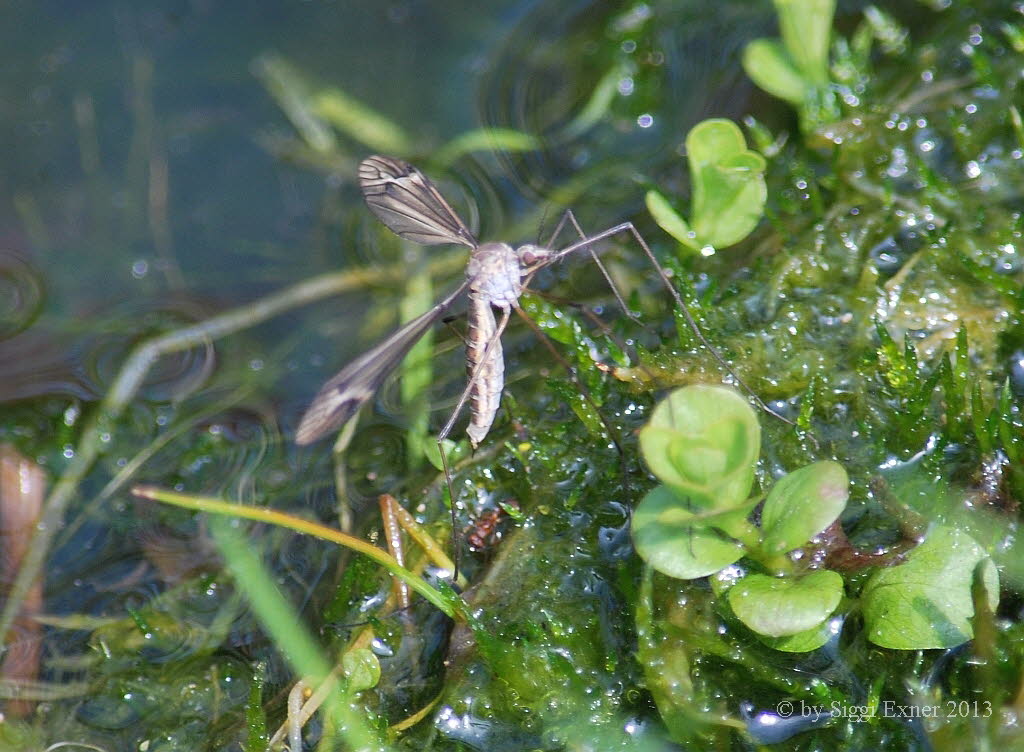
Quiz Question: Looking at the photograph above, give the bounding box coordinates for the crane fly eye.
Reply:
[519,246,542,266]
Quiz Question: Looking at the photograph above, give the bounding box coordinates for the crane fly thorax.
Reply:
[466,242,522,309]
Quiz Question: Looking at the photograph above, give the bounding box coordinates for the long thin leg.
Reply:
[511,305,625,459]
[541,221,795,426]
[534,210,649,364]
[564,210,642,324]
[507,214,644,512]
[435,306,513,582]
[540,210,644,327]
[528,288,637,364]
[541,208,573,249]
[520,211,645,457]
[440,311,467,342]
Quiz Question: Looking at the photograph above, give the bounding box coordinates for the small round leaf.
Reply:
[639,386,760,510]
[862,526,999,649]
[632,486,745,579]
[685,119,768,249]
[728,571,844,637]
[760,461,849,555]
[342,647,381,692]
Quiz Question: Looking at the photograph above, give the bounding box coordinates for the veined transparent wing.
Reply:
[359,155,477,248]
[295,281,470,445]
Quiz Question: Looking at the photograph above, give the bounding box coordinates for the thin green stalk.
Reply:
[208,517,383,750]
[131,485,458,618]
[400,241,433,472]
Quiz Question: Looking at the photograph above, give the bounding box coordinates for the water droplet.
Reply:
[63,404,80,426]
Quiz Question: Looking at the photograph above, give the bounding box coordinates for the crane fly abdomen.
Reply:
[464,242,521,448]
[465,292,504,448]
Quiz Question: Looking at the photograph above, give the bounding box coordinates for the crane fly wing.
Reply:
[295,282,470,445]
[359,155,477,248]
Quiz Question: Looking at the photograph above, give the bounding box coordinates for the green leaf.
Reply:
[728,570,844,637]
[760,461,849,555]
[757,619,835,653]
[645,190,700,252]
[686,120,767,249]
[432,128,540,167]
[741,38,807,105]
[547,379,606,438]
[252,54,337,153]
[862,526,1000,649]
[244,663,268,751]
[774,0,835,86]
[312,88,412,154]
[631,486,747,579]
[342,647,381,693]
[639,385,760,509]
[423,438,458,473]
[741,0,838,131]
[686,119,763,172]
[558,62,631,141]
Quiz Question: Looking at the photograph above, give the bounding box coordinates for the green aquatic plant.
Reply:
[632,385,999,653]
[646,119,768,254]
[742,1,912,136]
[741,0,838,132]
[632,386,847,651]
[861,524,999,650]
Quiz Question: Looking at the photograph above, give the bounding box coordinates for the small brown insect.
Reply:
[466,500,520,552]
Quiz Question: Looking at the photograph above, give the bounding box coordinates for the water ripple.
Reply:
[0,249,44,340]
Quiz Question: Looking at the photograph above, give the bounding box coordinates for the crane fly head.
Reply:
[516,244,553,271]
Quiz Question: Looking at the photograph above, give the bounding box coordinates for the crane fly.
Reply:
[296,155,789,577]
[296,155,550,448]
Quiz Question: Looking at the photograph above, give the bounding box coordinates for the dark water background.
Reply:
[0,0,770,369]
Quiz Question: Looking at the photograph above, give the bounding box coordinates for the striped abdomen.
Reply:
[465,291,504,448]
